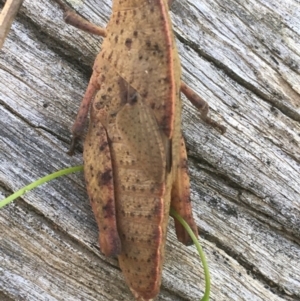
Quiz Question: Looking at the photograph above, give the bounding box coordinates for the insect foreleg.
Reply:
[54,0,107,36]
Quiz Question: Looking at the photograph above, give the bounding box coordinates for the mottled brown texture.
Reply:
[62,0,200,299]
[46,0,228,298]
[80,1,178,295]
[84,109,121,257]
[1,0,300,300]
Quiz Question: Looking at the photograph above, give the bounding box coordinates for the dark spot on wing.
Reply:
[125,38,133,49]
[98,169,112,185]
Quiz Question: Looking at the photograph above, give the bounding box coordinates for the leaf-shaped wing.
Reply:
[116,93,169,183]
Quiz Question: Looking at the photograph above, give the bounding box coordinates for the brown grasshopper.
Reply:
[54,0,225,300]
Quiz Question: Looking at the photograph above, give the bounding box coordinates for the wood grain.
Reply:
[0,0,299,300]
[0,0,24,48]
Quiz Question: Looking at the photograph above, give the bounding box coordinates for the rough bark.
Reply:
[0,0,299,300]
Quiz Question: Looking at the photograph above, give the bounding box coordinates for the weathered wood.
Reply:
[0,0,24,48]
[0,0,299,300]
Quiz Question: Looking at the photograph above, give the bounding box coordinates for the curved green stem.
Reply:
[0,165,84,208]
[170,207,210,301]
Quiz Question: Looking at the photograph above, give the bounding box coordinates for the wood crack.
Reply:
[188,154,300,243]
[15,8,95,76]
[199,228,298,301]
[0,102,72,149]
[175,32,300,124]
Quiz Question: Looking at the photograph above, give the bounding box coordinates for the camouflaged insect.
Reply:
[55,0,225,299]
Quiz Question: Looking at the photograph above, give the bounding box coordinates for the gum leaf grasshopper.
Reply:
[54,0,225,299]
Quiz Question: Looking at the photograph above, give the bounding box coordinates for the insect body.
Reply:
[55,0,225,299]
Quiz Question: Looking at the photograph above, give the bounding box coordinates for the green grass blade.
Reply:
[0,165,84,209]
[170,207,210,301]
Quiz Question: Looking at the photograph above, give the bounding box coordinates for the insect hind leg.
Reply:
[171,136,198,245]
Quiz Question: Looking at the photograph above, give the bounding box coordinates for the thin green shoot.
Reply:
[0,165,83,208]
[170,208,210,301]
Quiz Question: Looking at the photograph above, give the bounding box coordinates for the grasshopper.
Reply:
[54,0,225,299]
